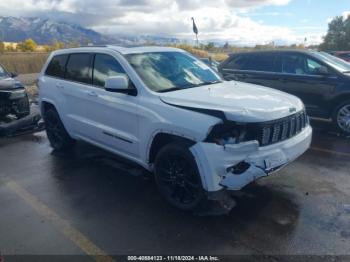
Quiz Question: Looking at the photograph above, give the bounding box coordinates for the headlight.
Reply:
[205,122,247,145]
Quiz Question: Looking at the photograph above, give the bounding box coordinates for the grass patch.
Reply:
[170,44,228,61]
[0,47,227,75]
[0,52,49,74]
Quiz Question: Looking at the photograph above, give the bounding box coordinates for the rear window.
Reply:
[45,55,68,78]
[65,53,93,84]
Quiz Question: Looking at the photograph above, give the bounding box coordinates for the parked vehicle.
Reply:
[219,50,350,135]
[333,51,350,62]
[0,64,29,119]
[39,46,312,211]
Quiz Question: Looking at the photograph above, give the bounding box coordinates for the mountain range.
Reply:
[0,16,182,46]
[0,16,116,44]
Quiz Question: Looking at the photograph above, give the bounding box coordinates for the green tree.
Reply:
[320,15,350,51]
[223,42,230,50]
[17,38,38,52]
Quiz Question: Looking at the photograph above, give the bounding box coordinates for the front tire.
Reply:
[44,108,75,151]
[154,141,205,211]
[333,100,350,135]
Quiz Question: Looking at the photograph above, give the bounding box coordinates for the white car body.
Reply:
[38,46,312,196]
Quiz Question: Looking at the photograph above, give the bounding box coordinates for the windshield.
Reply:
[0,65,9,79]
[311,51,350,72]
[125,51,222,92]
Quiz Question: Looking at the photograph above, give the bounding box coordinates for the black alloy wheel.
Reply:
[44,108,75,151]
[154,142,204,211]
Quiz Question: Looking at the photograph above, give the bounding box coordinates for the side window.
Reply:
[225,55,250,70]
[45,55,68,78]
[243,54,276,72]
[65,53,93,84]
[93,54,126,87]
[281,54,306,75]
[306,58,328,75]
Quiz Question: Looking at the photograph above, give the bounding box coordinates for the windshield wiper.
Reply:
[198,80,222,86]
[158,80,222,93]
[158,87,185,93]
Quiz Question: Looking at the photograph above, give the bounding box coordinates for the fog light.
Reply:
[227,161,251,175]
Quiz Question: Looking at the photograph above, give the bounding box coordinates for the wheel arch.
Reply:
[40,99,58,115]
[147,132,197,165]
[331,94,350,116]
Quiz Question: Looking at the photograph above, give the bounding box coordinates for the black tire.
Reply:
[44,107,75,151]
[333,100,350,135]
[154,141,205,211]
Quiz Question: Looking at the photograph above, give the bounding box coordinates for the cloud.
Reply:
[0,0,320,45]
[342,11,350,19]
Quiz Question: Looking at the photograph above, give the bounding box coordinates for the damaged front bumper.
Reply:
[190,125,312,192]
[0,105,44,137]
[0,88,30,118]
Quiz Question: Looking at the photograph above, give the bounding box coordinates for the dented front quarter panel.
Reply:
[190,125,312,192]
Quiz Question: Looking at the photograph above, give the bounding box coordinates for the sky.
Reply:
[0,0,349,45]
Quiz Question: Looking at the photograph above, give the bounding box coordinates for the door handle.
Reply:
[278,78,288,83]
[87,91,98,97]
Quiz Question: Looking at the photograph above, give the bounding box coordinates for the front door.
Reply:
[86,53,139,158]
[274,53,339,118]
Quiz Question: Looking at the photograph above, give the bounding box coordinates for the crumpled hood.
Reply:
[159,81,304,122]
[0,77,23,91]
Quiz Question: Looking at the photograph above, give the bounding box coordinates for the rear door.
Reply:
[60,53,95,136]
[220,53,281,88]
[274,53,339,117]
[41,54,71,128]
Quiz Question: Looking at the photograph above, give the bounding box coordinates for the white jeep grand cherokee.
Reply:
[38,46,312,211]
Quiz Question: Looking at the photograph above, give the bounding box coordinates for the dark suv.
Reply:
[0,64,30,119]
[219,50,350,134]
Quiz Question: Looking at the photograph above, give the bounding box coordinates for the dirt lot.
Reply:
[0,121,350,261]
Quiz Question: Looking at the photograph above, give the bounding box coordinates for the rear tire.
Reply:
[44,107,75,151]
[154,141,205,211]
[333,100,350,135]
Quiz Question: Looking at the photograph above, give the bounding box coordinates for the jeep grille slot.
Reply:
[247,110,308,147]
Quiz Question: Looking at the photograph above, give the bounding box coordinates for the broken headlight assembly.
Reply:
[205,121,248,146]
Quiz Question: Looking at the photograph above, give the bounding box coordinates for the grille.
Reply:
[0,100,12,116]
[13,96,30,115]
[0,96,30,117]
[247,110,308,147]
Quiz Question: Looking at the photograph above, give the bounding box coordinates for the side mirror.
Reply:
[105,75,137,95]
[10,72,18,78]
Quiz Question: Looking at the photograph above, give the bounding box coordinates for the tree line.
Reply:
[320,14,350,51]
